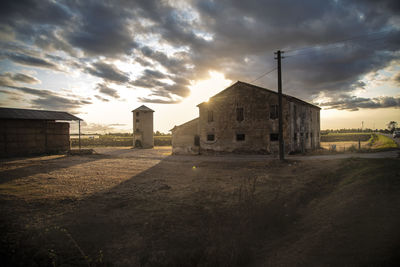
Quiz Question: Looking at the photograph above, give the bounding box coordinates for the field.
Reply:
[320,133,398,152]
[1,147,400,266]
[70,135,171,147]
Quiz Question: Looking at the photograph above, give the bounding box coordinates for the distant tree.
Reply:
[387,121,398,133]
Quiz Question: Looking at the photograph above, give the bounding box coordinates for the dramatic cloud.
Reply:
[137,97,181,104]
[86,62,130,84]
[5,52,59,69]
[0,84,91,113]
[96,83,120,99]
[319,95,400,111]
[65,1,137,56]
[0,72,40,85]
[0,0,399,107]
[95,95,110,102]
[394,72,400,85]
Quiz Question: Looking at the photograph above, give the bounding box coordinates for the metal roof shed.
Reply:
[0,107,84,156]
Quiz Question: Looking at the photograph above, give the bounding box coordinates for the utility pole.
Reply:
[275,50,284,161]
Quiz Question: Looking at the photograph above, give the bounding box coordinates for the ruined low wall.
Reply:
[0,119,70,157]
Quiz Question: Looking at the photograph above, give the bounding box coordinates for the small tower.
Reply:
[132,105,154,148]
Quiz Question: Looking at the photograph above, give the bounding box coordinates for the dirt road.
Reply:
[1,147,399,266]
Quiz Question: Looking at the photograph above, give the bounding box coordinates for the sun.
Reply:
[186,71,232,104]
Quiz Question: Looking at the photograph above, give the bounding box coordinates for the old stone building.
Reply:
[171,81,320,154]
[132,105,154,148]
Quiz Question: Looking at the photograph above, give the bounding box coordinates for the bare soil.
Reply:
[1,147,399,266]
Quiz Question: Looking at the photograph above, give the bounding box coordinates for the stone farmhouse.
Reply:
[171,81,320,154]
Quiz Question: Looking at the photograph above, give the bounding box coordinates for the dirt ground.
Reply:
[1,147,399,266]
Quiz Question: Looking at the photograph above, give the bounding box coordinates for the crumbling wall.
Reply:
[198,83,292,154]
[197,82,320,154]
[0,119,70,157]
[171,118,199,155]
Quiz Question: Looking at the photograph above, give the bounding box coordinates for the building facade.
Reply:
[0,107,81,157]
[132,105,154,148]
[171,81,320,154]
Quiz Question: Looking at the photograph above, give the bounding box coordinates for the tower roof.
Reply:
[131,105,154,112]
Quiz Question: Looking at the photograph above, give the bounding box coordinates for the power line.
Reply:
[283,29,393,55]
[284,34,392,59]
[250,67,277,83]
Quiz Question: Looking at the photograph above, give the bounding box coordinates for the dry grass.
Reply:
[1,148,399,266]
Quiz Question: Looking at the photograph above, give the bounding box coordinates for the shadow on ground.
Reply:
[1,148,400,266]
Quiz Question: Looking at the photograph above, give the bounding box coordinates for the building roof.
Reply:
[0,107,82,121]
[131,105,154,112]
[170,117,199,132]
[197,81,320,109]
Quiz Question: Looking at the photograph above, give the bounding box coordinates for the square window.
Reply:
[236,107,244,122]
[270,104,278,119]
[136,119,139,123]
[236,133,245,141]
[207,134,215,141]
[208,110,213,122]
[136,112,140,116]
[270,133,279,141]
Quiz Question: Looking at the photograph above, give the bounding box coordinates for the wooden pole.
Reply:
[78,120,81,151]
[275,50,284,161]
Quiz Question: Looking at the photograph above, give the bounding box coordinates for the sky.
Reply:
[0,0,399,133]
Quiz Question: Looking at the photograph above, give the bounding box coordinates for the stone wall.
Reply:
[133,110,154,148]
[0,119,70,157]
[197,82,320,154]
[171,118,199,155]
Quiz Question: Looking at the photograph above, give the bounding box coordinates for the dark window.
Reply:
[236,133,245,141]
[311,132,313,138]
[208,110,213,122]
[207,134,215,141]
[236,107,244,122]
[270,133,279,141]
[136,112,140,116]
[300,132,304,137]
[136,128,140,132]
[306,132,309,139]
[136,119,139,123]
[194,135,200,146]
[293,132,297,141]
[270,104,278,119]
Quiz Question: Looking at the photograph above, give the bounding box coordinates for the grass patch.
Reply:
[338,158,400,190]
[368,134,398,149]
[321,133,371,142]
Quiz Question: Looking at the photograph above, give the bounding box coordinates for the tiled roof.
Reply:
[131,105,154,112]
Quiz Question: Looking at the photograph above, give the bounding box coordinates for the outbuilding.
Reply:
[0,107,81,157]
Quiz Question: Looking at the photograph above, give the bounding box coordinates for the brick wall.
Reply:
[0,119,70,157]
